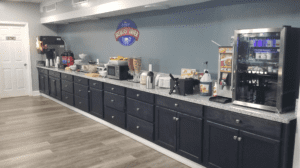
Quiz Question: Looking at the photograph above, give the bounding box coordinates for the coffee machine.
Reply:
[36,36,65,67]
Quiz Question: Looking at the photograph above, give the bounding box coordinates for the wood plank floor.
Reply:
[0,96,191,168]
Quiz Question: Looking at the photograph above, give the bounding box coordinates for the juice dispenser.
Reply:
[217,46,234,99]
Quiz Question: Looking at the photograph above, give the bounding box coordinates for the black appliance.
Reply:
[107,65,132,80]
[169,74,199,96]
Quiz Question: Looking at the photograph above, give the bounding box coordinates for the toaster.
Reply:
[158,77,171,88]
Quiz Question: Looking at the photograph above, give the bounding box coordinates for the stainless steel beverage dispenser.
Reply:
[232,26,300,113]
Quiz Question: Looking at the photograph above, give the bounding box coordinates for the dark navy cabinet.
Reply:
[89,87,103,118]
[204,121,239,168]
[155,106,203,163]
[49,77,61,100]
[155,106,177,152]
[37,68,296,168]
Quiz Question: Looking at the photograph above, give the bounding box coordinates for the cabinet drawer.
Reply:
[61,80,73,94]
[38,68,48,75]
[156,95,203,118]
[127,98,154,123]
[61,74,73,82]
[49,70,61,78]
[104,83,125,96]
[104,106,126,129]
[205,107,282,139]
[104,92,125,111]
[75,96,89,112]
[127,88,154,104]
[74,83,89,98]
[62,91,74,106]
[89,80,103,90]
[127,115,154,141]
[74,76,88,85]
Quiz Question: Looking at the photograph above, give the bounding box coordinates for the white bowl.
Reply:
[79,54,87,59]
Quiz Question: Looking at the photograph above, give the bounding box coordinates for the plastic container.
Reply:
[200,69,212,96]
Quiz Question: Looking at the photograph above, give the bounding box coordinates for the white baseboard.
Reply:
[41,94,205,168]
[31,91,41,96]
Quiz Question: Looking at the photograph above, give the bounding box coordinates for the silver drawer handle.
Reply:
[112,116,114,119]
[111,88,114,90]
[111,100,114,102]
[236,119,240,124]
[136,94,139,97]
[175,103,178,107]
[173,117,176,120]
[238,137,242,141]
[176,118,179,121]
[93,83,97,85]
[136,126,139,129]
[79,102,82,104]
[136,108,140,111]
[233,136,237,140]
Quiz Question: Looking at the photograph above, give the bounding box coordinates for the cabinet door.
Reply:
[39,74,44,93]
[177,112,202,163]
[89,88,103,118]
[205,120,239,168]
[49,77,61,100]
[155,106,177,152]
[44,74,49,95]
[239,131,280,168]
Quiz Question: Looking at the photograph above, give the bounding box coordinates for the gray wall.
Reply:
[57,0,300,75]
[0,2,57,91]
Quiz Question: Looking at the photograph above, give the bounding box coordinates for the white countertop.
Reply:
[38,66,297,123]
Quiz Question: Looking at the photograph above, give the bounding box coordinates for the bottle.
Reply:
[146,64,154,89]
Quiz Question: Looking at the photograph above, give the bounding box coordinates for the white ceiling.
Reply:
[4,0,48,3]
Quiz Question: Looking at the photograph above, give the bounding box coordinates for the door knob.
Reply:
[175,103,178,107]
[176,118,179,121]
[111,100,114,102]
[65,85,68,87]
[79,102,82,104]
[65,97,68,99]
[136,126,139,129]
[136,108,140,111]
[93,83,96,85]
[88,91,90,93]
[78,79,81,82]
[173,117,176,120]
[112,116,114,119]
[136,94,139,97]
[79,90,81,92]
[111,88,114,90]
[233,136,238,140]
[236,119,241,124]
[24,63,27,66]
[238,137,242,141]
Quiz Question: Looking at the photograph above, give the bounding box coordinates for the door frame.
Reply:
[0,21,32,99]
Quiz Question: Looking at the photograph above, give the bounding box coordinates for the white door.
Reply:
[0,25,29,98]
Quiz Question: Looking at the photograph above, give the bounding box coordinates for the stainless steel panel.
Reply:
[232,100,279,113]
